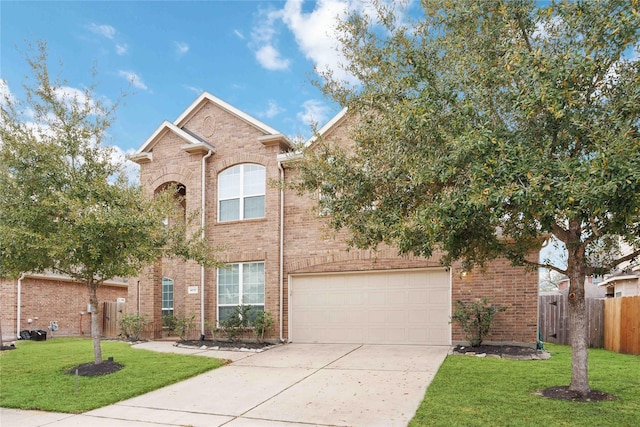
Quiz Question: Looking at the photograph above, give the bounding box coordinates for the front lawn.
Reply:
[0,338,225,413]
[410,344,640,426]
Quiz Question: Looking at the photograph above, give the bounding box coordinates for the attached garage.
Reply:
[289,268,451,345]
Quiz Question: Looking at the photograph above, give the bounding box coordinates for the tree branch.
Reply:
[522,257,567,275]
[551,222,569,243]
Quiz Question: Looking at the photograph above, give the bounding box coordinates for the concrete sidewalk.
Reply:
[1,341,449,427]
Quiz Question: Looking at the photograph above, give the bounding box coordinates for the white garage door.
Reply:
[290,268,451,345]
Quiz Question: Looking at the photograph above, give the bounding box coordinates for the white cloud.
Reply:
[256,44,291,70]
[297,99,331,127]
[111,146,140,185]
[259,100,284,118]
[0,79,15,106]
[53,86,93,106]
[88,23,116,39]
[250,7,292,71]
[233,29,245,40]
[115,43,128,55]
[118,71,148,91]
[281,0,349,79]
[184,85,203,95]
[175,41,189,57]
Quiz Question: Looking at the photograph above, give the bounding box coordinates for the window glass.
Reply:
[243,164,265,195]
[218,164,265,221]
[243,196,265,219]
[218,264,239,305]
[219,199,240,222]
[217,262,264,323]
[162,277,174,316]
[218,166,241,199]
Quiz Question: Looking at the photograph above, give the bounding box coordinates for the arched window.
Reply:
[161,277,174,317]
[218,164,265,221]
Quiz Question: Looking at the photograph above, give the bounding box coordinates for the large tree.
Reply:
[0,42,216,364]
[295,0,640,395]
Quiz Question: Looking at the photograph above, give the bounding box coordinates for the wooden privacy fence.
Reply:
[538,294,605,348]
[604,296,640,355]
[102,301,126,338]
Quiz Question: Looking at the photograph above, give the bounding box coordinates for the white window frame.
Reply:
[217,261,265,323]
[217,164,265,222]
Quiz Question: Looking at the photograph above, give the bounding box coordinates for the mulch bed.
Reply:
[66,360,123,377]
[179,339,274,350]
[452,344,550,360]
[539,386,616,402]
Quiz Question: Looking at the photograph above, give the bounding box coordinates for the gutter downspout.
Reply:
[201,149,213,339]
[16,273,25,338]
[278,160,285,342]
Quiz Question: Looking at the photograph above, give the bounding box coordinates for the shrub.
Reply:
[162,314,177,331]
[204,320,219,341]
[174,314,197,341]
[252,311,274,343]
[219,305,253,342]
[450,298,507,347]
[119,313,148,341]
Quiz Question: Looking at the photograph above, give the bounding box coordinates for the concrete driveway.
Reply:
[1,342,449,427]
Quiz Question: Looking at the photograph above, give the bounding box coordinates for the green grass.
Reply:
[0,338,225,413]
[410,344,640,427]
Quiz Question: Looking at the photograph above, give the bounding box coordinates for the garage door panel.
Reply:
[291,269,451,345]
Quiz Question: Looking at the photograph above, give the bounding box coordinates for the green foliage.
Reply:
[450,299,507,347]
[252,310,274,343]
[219,305,254,342]
[0,42,221,364]
[173,314,197,341]
[162,314,177,330]
[204,320,219,341]
[295,0,640,393]
[118,313,148,341]
[0,338,224,413]
[410,344,640,426]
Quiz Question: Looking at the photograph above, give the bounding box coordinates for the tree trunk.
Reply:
[566,239,590,395]
[0,321,4,349]
[88,280,103,364]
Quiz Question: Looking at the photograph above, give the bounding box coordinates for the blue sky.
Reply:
[1,0,383,158]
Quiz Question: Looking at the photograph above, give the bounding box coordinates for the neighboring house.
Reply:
[550,276,607,299]
[0,273,128,341]
[127,92,540,346]
[599,268,640,297]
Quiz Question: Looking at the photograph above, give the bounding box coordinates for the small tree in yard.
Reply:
[0,42,217,365]
[451,299,507,347]
[294,1,640,397]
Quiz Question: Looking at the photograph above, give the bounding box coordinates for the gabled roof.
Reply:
[305,107,348,148]
[134,120,211,155]
[277,108,348,164]
[599,270,640,287]
[174,91,282,136]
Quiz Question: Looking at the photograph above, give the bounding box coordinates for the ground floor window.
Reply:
[217,262,264,322]
[162,277,174,317]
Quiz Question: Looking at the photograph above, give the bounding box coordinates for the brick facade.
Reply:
[1,276,127,340]
[129,92,539,345]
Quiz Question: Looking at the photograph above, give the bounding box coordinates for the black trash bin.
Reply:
[31,330,47,341]
[19,329,31,340]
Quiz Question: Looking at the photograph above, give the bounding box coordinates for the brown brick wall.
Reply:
[135,99,284,339]
[131,95,539,345]
[1,277,126,340]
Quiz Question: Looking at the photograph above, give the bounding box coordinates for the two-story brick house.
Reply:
[129,92,539,346]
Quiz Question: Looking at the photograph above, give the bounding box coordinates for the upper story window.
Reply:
[218,164,265,222]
